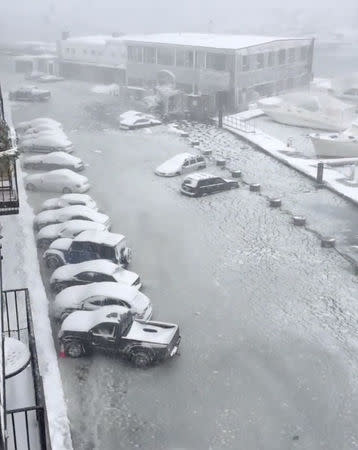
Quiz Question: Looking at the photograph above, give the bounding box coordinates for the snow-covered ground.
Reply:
[2,100,73,449]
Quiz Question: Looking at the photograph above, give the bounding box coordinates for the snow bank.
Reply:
[90,84,119,95]
[3,100,73,449]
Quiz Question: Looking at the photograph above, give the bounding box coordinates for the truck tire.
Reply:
[65,341,84,358]
[131,350,152,368]
[37,238,51,250]
[45,255,63,270]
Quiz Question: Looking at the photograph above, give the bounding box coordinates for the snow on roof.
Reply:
[124,33,305,50]
[73,230,125,246]
[186,172,215,180]
[52,259,118,280]
[64,35,123,46]
[61,305,129,332]
[55,282,138,308]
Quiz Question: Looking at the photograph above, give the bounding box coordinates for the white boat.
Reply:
[310,121,358,158]
[259,92,355,132]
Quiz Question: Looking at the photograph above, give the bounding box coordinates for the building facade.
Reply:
[57,33,314,113]
[57,33,127,84]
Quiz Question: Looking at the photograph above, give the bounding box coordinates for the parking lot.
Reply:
[2,59,358,449]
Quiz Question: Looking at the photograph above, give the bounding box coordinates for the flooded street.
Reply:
[1,57,358,449]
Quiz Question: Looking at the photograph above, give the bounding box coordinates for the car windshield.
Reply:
[183,178,197,187]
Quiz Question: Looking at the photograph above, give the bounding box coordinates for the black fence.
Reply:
[222,114,256,133]
[2,289,51,449]
[0,159,19,216]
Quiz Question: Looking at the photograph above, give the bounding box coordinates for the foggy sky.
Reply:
[1,0,358,42]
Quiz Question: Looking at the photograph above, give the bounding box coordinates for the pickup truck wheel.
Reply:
[65,342,84,358]
[131,351,152,368]
[45,255,62,270]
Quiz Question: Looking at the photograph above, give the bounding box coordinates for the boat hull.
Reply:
[310,136,358,158]
[264,109,345,132]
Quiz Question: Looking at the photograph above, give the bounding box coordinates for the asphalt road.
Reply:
[2,61,358,450]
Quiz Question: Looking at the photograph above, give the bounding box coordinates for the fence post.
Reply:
[316,162,324,186]
[218,108,223,128]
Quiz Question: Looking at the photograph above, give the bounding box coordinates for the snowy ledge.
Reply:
[223,121,358,207]
[2,99,73,449]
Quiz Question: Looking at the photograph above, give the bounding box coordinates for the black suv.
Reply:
[180,173,239,197]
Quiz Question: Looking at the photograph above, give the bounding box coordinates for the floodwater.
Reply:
[1,46,358,449]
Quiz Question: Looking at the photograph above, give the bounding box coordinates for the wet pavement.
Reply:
[2,59,358,450]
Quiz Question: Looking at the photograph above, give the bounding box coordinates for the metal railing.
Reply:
[2,289,51,449]
[0,160,19,216]
[222,114,256,133]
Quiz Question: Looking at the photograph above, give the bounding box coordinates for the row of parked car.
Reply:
[22,117,181,367]
[155,152,239,197]
[16,117,90,194]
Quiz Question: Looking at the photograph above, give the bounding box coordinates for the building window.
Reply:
[176,49,193,67]
[128,46,143,63]
[268,51,275,67]
[157,47,175,65]
[287,77,294,89]
[91,49,95,55]
[242,55,249,71]
[288,48,295,63]
[278,49,286,65]
[195,51,206,69]
[111,52,116,57]
[71,48,75,55]
[143,47,156,64]
[206,52,226,71]
[98,51,102,56]
[66,48,70,53]
[256,53,264,69]
[300,46,309,61]
[83,49,87,55]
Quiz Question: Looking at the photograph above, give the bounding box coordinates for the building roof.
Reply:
[124,33,308,50]
[64,35,122,46]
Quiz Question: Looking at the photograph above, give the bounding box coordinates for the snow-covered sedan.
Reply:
[34,205,110,230]
[22,152,84,172]
[155,153,206,177]
[53,282,152,321]
[16,118,61,133]
[36,220,108,249]
[19,133,73,153]
[19,123,62,136]
[40,194,97,212]
[119,110,162,130]
[25,169,90,194]
[9,86,51,102]
[50,259,141,293]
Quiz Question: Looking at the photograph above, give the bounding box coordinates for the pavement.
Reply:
[2,57,358,450]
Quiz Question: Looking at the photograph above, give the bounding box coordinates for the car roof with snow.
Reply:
[185,173,216,181]
[36,205,101,220]
[36,169,87,181]
[61,305,129,333]
[73,230,125,246]
[55,282,140,307]
[52,259,119,279]
[24,152,79,163]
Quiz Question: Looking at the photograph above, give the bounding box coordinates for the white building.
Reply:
[57,34,127,83]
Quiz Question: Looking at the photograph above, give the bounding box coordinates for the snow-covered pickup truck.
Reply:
[59,305,181,367]
[43,230,132,270]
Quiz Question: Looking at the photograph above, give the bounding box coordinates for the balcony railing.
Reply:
[1,289,51,449]
[0,158,19,216]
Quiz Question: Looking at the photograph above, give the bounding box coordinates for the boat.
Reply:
[258,92,355,132]
[310,121,358,158]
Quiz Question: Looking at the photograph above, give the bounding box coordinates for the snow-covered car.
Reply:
[22,152,84,172]
[36,220,108,249]
[53,282,152,321]
[24,71,46,81]
[9,86,51,102]
[180,173,239,197]
[40,194,97,212]
[19,123,63,136]
[50,259,141,293]
[16,118,61,133]
[25,169,90,194]
[43,230,132,270]
[38,75,64,83]
[19,133,73,153]
[119,110,162,130]
[155,153,206,177]
[58,305,180,366]
[34,205,110,230]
